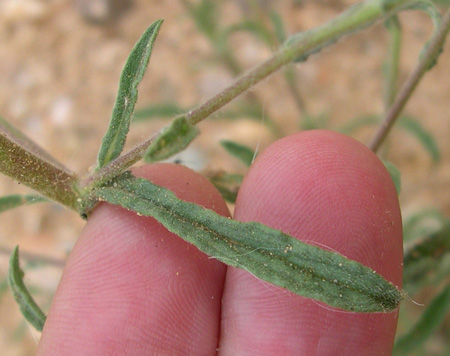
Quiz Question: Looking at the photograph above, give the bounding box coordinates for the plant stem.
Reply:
[0,133,80,211]
[84,0,413,188]
[369,8,450,152]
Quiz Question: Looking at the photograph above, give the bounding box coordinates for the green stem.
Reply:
[369,8,450,152]
[84,0,414,188]
[0,133,80,211]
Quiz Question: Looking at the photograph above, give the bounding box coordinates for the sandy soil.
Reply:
[0,0,449,354]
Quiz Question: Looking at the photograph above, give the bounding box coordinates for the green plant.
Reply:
[1,0,450,354]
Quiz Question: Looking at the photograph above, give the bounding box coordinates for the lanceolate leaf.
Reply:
[0,194,47,214]
[144,116,199,163]
[404,222,450,268]
[220,140,255,167]
[208,172,243,203]
[398,116,440,162]
[133,103,186,122]
[8,246,46,332]
[403,223,450,291]
[97,19,164,168]
[393,284,450,355]
[88,173,403,313]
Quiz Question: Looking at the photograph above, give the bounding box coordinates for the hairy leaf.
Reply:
[87,173,404,313]
[8,246,46,332]
[144,116,199,163]
[394,284,450,354]
[220,140,255,167]
[97,19,163,168]
[0,194,47,214]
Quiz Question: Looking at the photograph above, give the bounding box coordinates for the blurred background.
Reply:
[0,0,449,354]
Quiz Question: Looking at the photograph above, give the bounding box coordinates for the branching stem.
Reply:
[370,8,450,152]
[84,0,413,189]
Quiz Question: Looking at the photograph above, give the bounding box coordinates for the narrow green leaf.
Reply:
[184,0,218,40]
[408,0,443,69]
[338,115,440,162]
[403,223,450,291]
[97,19,164,168]
[270,11,287,43]
[382,160,401,195]
[8,246,46,332]
[393,284,450,355]
[133,103,186,122]
[403,208,446,241]
[208,172,243,203]
[220,140,255,167]
[404,222,450,268]
[398,116,440,162]
[337,115,379,134]
[0,194,47,213]
[223,21,274,47]
[87,173,404,313]
[143,116,199,163]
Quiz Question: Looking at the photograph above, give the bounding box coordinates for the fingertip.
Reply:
[38,163,229,356]
[236,130,402,284]
[221,130,402,355]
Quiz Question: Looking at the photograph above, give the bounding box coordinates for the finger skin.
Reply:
[219,130,403,356]
[37,164,230,356]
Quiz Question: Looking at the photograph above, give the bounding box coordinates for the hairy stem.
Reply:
[84,0,413,188]
[369,8,450,152]
[0,133,80,211]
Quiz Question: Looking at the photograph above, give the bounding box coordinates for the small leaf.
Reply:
[0,194,47,214]
[144,116,199,163]
[133,103,186,122]
[338,115,440,162]
[398,116,440,163]
[270,11,287,43]
[403,223,450,291]
[87,173,404,313]
[8,246,46,332]
[337,115,379,135]
[208,172,243,203]
[222,21,274,47]
[220,140,255,167]
[404,222,450,268]
[97,19,164,168]
[403,208,446,241]
[393,284,450,355]
[382,160,401,195]
[408,0,443,70]
[184,0,218,39]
